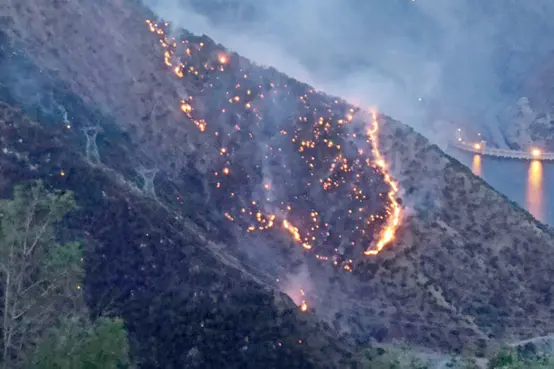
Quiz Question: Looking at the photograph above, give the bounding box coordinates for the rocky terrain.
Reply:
[2,0,554,367]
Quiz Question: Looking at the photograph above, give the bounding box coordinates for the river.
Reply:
[448,148,554,226]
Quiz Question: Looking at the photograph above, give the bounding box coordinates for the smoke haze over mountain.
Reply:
[143,0,554,143]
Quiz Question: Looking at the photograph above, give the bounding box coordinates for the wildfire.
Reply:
[282,219,301,242]
[144,19,402,270]
[180,101,192,114]
[164,50,172,66]
[364,110,402,256]
[174,65,184,78]
[218,53,228,64]
[299,288,308,312]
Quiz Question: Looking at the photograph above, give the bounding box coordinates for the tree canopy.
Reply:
[0,181,131,369]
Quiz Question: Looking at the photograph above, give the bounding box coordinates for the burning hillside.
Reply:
[3,0,554,366]
[143,19,401,267]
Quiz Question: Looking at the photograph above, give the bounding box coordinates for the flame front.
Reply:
[363,111,402,255]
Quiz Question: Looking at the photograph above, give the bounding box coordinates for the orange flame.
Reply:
[364,110,402,255]
[164,50,172,66]
[174,65,184,78]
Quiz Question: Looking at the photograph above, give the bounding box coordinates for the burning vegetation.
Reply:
[144,19,402,272]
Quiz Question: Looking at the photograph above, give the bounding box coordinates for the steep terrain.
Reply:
[2,0,554,365]
[0,68,354,369]
[374,117,554,353]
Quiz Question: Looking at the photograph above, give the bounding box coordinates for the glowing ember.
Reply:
[145,19,403,269]
[164,51,172,66]
[174,65,184,78]
[218,54,228,64]
[180,102,192,114]
[283,219,302,242]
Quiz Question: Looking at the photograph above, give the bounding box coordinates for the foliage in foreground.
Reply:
[29,316,131,369]
[486,347,554,369]
[0,181,131,369]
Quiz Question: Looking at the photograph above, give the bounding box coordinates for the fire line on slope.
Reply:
[364,110,402,255]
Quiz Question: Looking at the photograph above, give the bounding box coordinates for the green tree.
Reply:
[488,347,554,369]
[28,316,131,369]
[0,181,83,368]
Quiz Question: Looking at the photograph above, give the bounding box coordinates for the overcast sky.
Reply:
[143,0,554,140]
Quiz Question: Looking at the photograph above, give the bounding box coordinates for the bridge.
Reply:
[449,140,554,161]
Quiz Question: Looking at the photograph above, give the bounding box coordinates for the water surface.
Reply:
[449,148,554,226]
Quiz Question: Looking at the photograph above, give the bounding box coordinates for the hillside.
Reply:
[0,69,354,369]
[372,116,554,353]
[2,0,554,365]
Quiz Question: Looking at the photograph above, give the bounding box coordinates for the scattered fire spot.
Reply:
[144,19,402,270]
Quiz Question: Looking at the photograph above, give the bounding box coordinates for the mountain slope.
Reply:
[373,118,554,353]
[0,91,353,368]
[2,0,554,363]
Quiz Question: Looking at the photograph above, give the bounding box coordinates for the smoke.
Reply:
[139,0,554,318]
[280,264,313,307]
[141,0,554,145]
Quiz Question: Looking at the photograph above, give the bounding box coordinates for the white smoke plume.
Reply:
[142,0,554,146]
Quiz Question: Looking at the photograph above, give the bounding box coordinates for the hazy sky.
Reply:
[143,0,554,141]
